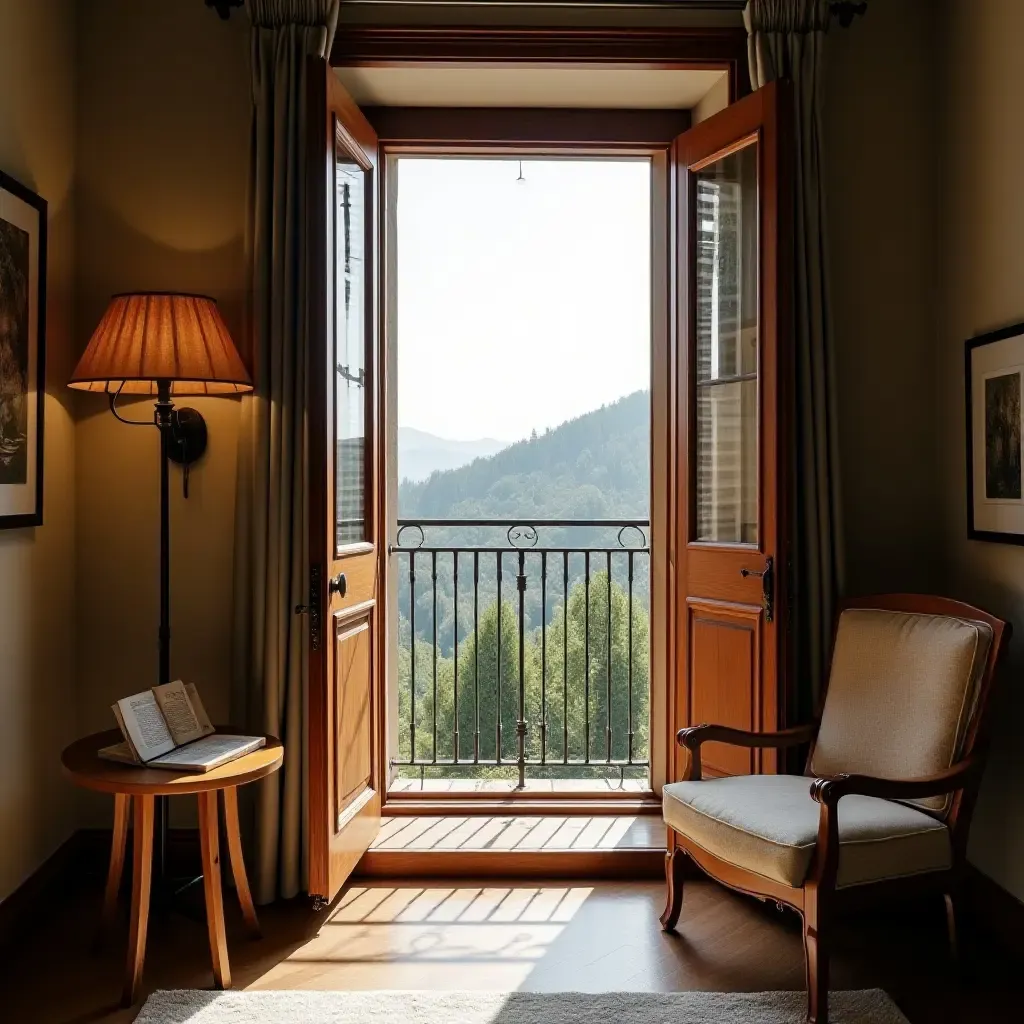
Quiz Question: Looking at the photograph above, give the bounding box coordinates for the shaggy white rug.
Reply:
[134,989,909,1023]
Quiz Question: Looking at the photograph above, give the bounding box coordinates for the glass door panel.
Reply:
[334,135,369,551]
[693,141,759,546]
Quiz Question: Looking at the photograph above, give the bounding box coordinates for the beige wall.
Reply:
[0,0,79,900]
[938,0,1024,900]
[74,1,250,824]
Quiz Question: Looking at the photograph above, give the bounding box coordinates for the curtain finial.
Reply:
[206,0,244,19]
[830,2,867,28]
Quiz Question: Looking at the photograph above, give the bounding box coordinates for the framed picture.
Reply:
[0,168,46,529]
[965,321,1024,544]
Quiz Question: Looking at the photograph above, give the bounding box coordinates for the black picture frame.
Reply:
[0,167,46,530]
[966,321,1024,545]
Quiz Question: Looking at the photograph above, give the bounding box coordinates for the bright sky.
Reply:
[396,157,651,442]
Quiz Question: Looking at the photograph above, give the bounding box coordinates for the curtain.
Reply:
[233,0,339,904]
[743,0,845,722]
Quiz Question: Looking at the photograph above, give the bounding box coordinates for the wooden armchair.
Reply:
[660,595,1009,1024]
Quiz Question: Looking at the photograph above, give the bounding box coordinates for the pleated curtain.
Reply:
[744,0,846,721]
[233,0,339,904]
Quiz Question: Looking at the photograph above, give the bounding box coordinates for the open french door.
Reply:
[307,58,384,906]
[670,82,793,782]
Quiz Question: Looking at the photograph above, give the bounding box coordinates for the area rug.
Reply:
[135,989,909,1023]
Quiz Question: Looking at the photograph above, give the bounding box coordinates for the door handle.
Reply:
[740,556,774,623]
[329,572,347,599]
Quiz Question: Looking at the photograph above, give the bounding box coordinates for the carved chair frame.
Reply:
[660,594,1010,1024]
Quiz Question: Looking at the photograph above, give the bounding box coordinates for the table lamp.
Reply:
[68,293,253,689]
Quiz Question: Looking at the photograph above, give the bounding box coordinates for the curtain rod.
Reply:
[206,1,748,13]
[339,1,748,7]
[207,0,866,22]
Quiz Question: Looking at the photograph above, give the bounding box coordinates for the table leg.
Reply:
[198,789,231,989]
[101,794,130,937]
[123,794,154,1007]
[221,786,262,938]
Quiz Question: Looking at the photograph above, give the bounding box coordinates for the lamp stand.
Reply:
[104,377,211,903]
[155,379,173,889]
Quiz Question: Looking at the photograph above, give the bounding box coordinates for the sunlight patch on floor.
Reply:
[246,886,594,992]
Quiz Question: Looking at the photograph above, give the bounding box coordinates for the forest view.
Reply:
[395,390,652,783]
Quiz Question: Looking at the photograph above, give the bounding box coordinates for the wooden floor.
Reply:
[2,875,1018,1023]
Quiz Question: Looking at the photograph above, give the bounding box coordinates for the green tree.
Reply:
[396,572,650,778]
[530,570,649,766]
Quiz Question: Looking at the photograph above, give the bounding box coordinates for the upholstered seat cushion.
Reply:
[663,775,951,889]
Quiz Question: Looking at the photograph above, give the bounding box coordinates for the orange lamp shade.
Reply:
[68,292,253,396]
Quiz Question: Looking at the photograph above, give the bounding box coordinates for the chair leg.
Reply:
[803,890,830,1024]
[943,890,959,962]
[660,847,686,932]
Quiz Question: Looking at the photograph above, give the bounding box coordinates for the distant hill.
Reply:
[396,391,652,655]
[399,426,508,483]
[399,390,650,520]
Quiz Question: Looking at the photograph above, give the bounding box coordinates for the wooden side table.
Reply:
[62,729,284,1005]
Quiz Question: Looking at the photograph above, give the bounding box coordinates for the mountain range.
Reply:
[399,390,650,521]
[398,426,508,483]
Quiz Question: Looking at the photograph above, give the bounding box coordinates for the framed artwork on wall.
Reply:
[0,168,46,529]
[966,321,1024,544]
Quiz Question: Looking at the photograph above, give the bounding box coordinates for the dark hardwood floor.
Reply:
[1,875,1018,1022]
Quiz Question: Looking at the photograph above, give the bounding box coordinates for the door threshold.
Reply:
[384,794,661,816]
[356,813,666,880]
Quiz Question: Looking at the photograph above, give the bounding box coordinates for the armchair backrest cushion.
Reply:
[810,608,993,815]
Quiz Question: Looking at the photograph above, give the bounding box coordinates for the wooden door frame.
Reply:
[328,25,752,815]
[375,119,673,817]
[331,25,749,96]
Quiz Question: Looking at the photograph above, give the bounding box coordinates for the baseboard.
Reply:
[965,863,1024,962]
[0,826,200,955]
[356,847,664,880]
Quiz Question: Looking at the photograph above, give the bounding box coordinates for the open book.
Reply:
[98,680,265,772]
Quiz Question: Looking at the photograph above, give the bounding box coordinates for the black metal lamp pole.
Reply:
[154,377,174,887]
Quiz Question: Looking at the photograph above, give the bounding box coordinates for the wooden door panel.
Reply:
[670,82,792,785]
[687,599,759,777]
[335,610,373,816]
[308,59,383,905]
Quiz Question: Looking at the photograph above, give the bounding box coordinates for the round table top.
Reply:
[61,729,284,796]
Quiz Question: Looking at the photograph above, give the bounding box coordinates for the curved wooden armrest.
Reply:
[675,723,818,781]
[809,757,980,807]
[677,723,818,751]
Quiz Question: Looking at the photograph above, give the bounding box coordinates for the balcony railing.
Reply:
[391,518,651,790]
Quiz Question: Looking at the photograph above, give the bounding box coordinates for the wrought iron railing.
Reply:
[390,518,651,789]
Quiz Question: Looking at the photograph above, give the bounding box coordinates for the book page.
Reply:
[153,680,212,745]
[115,691,176,761]
[98,741,140,765]
[111,702,142,761]
[147,734,266,773]
[184,682,215,736]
